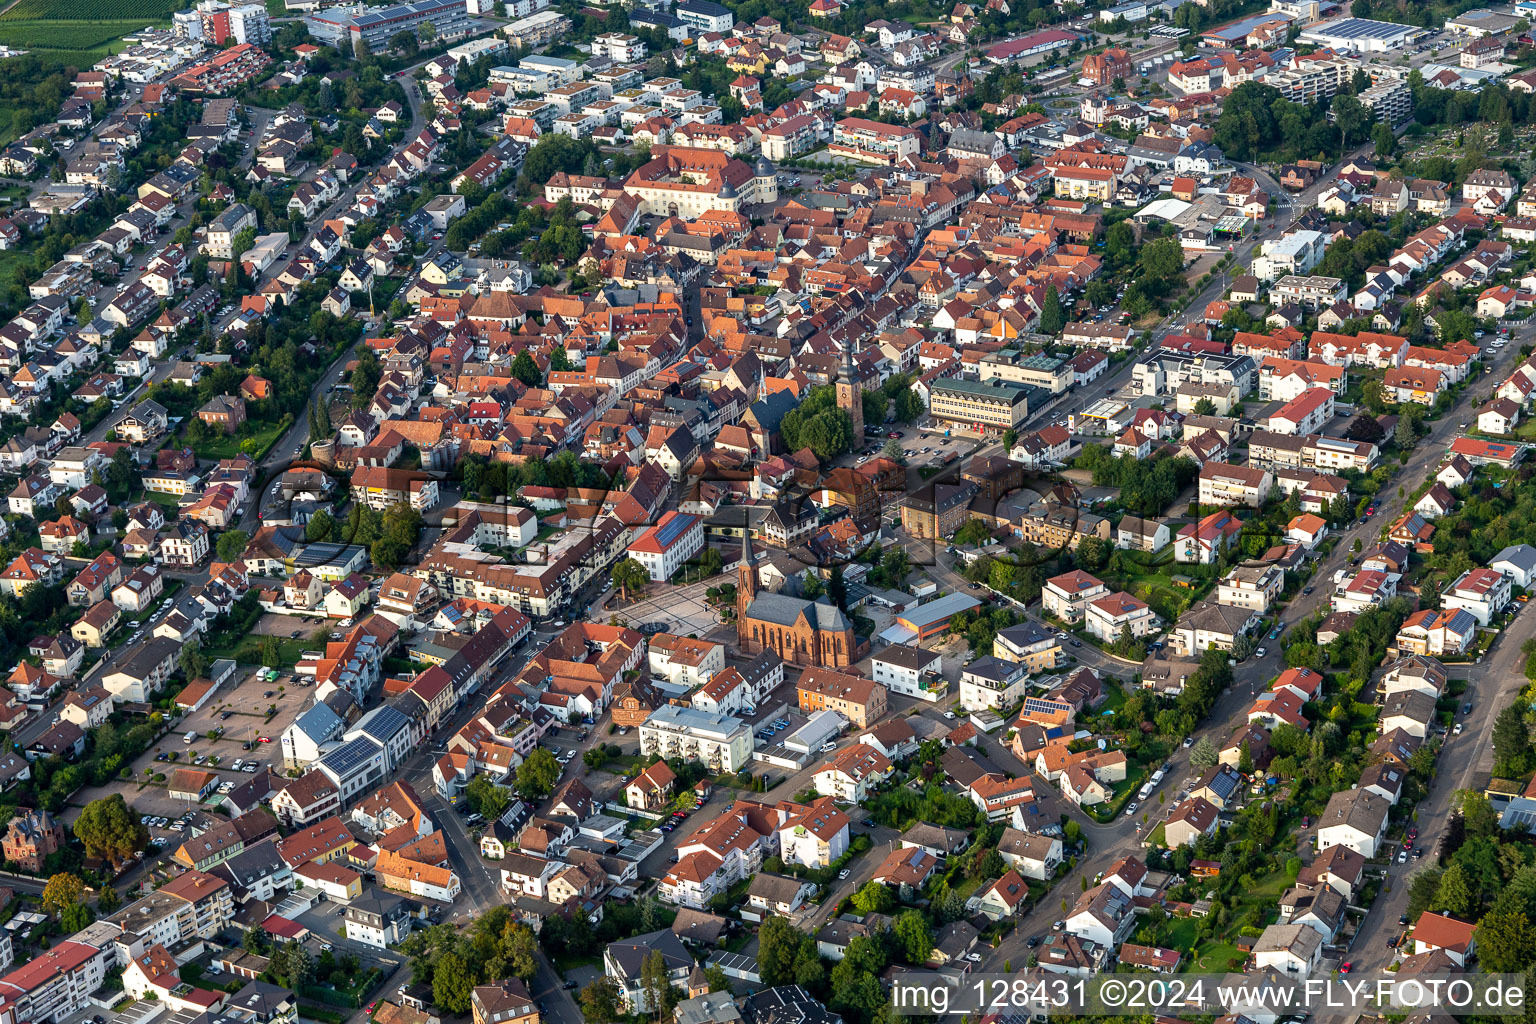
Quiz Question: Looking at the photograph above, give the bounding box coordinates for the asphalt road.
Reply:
[970,313,1535,972]
[1345,602,1536,973]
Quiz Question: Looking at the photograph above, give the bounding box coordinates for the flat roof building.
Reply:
[305,0,474,52]
[930,377,1035,434]
[638,705,754,772]
[1297,17,1423,51]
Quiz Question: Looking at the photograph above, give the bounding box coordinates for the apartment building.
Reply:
[930,377,1033,434]
[830,118,922,165]
[1198,462,1274,508]
[1270,275,1347,308]
[638,705,753,772]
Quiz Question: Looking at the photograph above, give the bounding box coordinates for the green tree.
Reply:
[466,774,512,819]
[1494,702,1532,775]
[432,952,475,1015]
[1333,93,1372,148]
[1039,285,1065,336]
[95,884,121,914]
[757,917,800,987]
[72,795,148,869]
[179,637,206,681]
[1076,535,1110,572]
[1373,121,1396,159]
[612,558,651,600]
[216,529,249,562]
[1140,236,1185,283]
[703,966,731,994]
[851,880,894,915]
[231,225,257,260]
[1433,862,1475,918]
[800,570,825,600]
[1475,909,1536,972]
[779,386,853,460]
[60,902,92,933]
[1189,737,1218,768]
[1457,789,1501,839]
[505,922,539,981]
[881,439,906,463]
[515,748,561,799]
[511,350,543,387]
[893,910,933,964]
[579,978,621,1024]
[639,950,675,1021]
[306,510,336,543]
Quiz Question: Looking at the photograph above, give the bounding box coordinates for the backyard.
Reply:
[190,417,291,462]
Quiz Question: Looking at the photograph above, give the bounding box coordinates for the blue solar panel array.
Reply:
[653,513,696,549]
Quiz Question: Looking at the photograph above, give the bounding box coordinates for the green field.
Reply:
[0,18,142,67]
[0,0,177,68]
[0,0,177,21]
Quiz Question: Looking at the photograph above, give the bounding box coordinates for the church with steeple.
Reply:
[735,532,857,668]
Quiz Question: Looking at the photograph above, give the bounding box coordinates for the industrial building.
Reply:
[1296,17,1423,52]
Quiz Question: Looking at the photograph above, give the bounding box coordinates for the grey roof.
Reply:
[747,872,812,904]
[346,887,409,924]
[1382,688,1437,726]
[1176,599,1254,636]
[354,704,411,744]
[1254,921,1323,959]
[228,981,293,1018]
[292,701,345,743]
[606,928,692,975]
[209,836,286,889]
[933,920,979,958]
[960,655,1023,685]
[996,620,1057,650]
[113,635,180,678]
[745,591,852,631]
[948,128,1000,153]
[1494,543,1536,575]
[872,643,941,671]
[1320,787,1389,837]
[747,389,798,433]
[741,986,842,1024]
[318,735,382,779]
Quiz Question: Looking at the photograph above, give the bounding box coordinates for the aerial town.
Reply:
[3,0,1536,1017]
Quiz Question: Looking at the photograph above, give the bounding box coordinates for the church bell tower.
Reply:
[736,529,757,645]
[837,343,863,440]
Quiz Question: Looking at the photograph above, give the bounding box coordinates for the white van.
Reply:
[183,731,197,744]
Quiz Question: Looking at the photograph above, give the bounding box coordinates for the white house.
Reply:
[1439,566,1511,626]
[1316,788,1389,858]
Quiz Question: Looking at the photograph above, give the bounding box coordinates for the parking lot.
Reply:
[64,667,303,832]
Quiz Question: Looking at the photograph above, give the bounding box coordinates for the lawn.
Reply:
[130,487,183,510]
[203,635,309,668]
[191,418,289,461]
[1190,940,1246,972]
